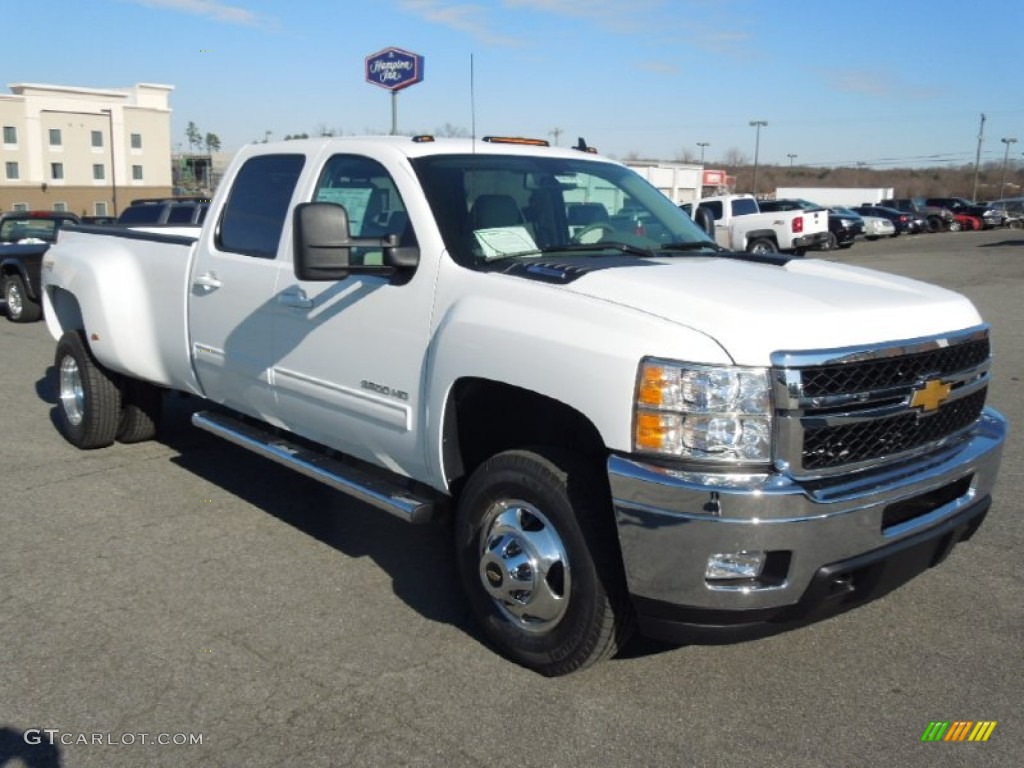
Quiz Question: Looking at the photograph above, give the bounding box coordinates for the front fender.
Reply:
[422,270,731,491]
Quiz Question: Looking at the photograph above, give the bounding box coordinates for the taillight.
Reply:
[791,216,804,233]
[899,215,908,222]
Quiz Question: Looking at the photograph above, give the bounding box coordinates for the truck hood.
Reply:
[559,256,982,365]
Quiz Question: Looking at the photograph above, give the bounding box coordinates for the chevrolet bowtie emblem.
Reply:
[910,379,952,412]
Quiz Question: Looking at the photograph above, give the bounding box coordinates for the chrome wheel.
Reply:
[5,280,22,319]
[477,500,570,633]
[59,355,85,427]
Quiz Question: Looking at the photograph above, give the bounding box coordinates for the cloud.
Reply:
[826,69,939,100]
[127,0,271,27]
[399,1,523,46]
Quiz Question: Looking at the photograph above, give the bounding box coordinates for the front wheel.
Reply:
[4,274,42,323]
[54,330,122,449]
[948,219,962,232]
[455,449,634,676]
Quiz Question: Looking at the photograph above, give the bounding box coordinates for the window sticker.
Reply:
[474,226,538,260]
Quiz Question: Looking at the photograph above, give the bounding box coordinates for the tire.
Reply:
[926,217,942,233]
[117,379,163,443]
[948,219,961,232]
[746,238,778,255]
[838,240,854,249]
[821,232,838,251]
[455,449,634,676]
[1008,219,1023,230]
[866,235,878,241]
[4,274,42,323]
[54,330,122,449]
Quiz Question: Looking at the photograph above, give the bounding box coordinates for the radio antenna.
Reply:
[470,53,477,153]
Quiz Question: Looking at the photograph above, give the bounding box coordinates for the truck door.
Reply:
[270,152,432,479]
[188,153,306,420]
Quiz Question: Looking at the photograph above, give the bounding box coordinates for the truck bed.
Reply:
[45,226,203,393]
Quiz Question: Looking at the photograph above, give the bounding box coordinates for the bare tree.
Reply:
[723,147,748,166]
[674,148,698,163]
[435,123,470,138]
[204,133,221,153]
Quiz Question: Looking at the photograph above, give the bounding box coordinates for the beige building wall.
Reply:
[0,83,173,216]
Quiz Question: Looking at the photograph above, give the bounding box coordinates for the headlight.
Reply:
[633,360,772,462]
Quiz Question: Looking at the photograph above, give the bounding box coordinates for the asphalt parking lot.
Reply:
[1,228,1021,768]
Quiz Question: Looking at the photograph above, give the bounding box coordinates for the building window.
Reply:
[51,162,64,180]
[91,130,103,148]
[2,126,16,145]
[130,133,142,149]
[5,161,19,179]
[93,164,105,180]
[12,202,28,212]
[132,164,143,181]
[95,202,108,216]
[53,202,67,212]
[49,128,62,146]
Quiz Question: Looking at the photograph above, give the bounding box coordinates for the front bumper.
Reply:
[608,408,1006,641]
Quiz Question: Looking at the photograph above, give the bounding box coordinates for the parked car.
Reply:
[834,207,895,239]
[852,204,925,235]
[923,197,1002,229]
[984,198,1024,229]
[679,194,828,254]
[116,196,210,226]
[758,198,863,250]
[0,211,80,322]
[879,198,955,232]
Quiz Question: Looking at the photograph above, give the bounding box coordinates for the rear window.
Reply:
[166,204,196,224]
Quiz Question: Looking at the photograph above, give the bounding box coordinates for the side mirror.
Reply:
[293,202,420,282]
[293,202,356,281]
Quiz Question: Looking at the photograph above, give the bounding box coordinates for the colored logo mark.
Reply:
[921,721,997,742]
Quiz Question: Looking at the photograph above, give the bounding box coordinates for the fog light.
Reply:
[705,551,766,580]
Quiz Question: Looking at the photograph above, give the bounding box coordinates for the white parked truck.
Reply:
[680,193,828,254]
[42,135,1006,675]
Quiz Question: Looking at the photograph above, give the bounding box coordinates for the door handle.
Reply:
[278,290,313,309]
[193,272,222,290]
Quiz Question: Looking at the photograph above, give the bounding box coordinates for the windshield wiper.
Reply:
[660,241,726,253]
[539,242,657,258]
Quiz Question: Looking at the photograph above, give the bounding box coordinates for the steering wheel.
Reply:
[571,221,616,245]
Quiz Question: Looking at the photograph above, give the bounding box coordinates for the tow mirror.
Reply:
[293,202,419,281]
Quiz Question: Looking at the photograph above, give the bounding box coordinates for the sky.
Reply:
[4,0,1024,169]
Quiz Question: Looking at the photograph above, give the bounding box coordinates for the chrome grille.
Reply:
[772,327,991,478]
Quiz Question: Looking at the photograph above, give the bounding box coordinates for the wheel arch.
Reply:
[441,377,607,495]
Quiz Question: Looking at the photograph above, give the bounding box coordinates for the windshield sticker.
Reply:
[474,226,538,260]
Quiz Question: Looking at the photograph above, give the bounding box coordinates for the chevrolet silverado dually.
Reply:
[41,135,1007,675]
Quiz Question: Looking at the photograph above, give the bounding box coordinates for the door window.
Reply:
[217,154,305,258]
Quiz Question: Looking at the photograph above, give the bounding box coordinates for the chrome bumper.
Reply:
[609,408,1006,617]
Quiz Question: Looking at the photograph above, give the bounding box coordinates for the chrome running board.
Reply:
[192,411,440,524]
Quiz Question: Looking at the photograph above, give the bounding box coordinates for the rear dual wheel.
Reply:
[54,331,162,448]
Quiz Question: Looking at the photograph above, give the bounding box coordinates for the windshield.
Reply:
[411,154,712,267]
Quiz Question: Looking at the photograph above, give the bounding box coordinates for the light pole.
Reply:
[697,142,709,164]
[749,120,767,195]
[100,108,118,216]
[787,153,797,168]
[999,138,1018,198]
[972,113,986,203]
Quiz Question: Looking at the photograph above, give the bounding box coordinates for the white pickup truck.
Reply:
[681,193,829,254]
[42,136,1006,675]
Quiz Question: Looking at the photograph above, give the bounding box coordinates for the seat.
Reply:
[566,202,609,227]
[469,194,524,229]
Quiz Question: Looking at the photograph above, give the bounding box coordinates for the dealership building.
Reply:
[0,82,173,217]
